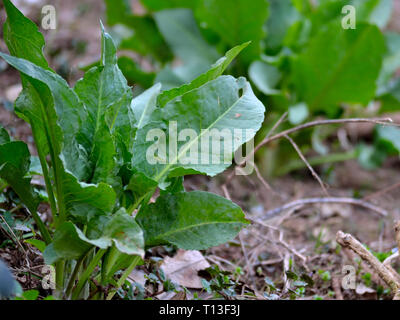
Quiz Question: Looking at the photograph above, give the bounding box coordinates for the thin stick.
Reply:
[222,186,256,289]
[222,112,288,188]
[336,231,399,293]
[242,117,397,166]
[363,181,400,201]
[383,253,400,284]
[265,111,288,140]
[262,197,388,220]
[285,134,329,196]
[252,162,273,192]
[0,214,27,255]
[332,276,344,300]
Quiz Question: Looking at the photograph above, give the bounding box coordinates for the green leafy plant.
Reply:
[102,0,398,176]
[0,0,265,299]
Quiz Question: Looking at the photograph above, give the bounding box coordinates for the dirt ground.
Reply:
[1,0,400,300]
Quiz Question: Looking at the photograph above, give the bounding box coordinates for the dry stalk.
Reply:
[336,230,400,299]
[332,276,344,300]
[262,197,388,220]
[284,134,329,196]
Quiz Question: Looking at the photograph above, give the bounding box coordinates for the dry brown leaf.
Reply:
[160,250,210,289]
[128,269,147,287]
[356,283,376,296]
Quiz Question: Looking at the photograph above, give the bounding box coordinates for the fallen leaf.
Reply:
[128,269,147,287]
[160,250,210,289]
[356,283,376,295]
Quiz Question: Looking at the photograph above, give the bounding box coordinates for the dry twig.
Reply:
[284,134,329,196]
[336,231,400,299]
[262,197,388,220]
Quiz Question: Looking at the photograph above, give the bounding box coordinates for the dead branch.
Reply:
[284,134,329,196]
[363,181,400,201]
[336,231,400,299]
[332,276,344,300]
[261,197,388,220]
[244,117,397,165]
[252,162,273,192]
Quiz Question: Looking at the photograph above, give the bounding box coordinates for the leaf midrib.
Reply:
[151,220,246,243]
[154,83,244,181]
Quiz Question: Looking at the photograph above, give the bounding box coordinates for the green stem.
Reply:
[106,256,141,300]
[65,253,87,299]
[71,249,106,300]
[37,150,58,223]
[27,204,52,245]
[55,260,65,298]
[31,124,58,225]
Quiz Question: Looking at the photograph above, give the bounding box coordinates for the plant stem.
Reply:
[106,256,141,300]
[36,141,58,223]
[55,260,65,298]
[27,204,52,245]
[71,249,106,300]
[65,253,87,299]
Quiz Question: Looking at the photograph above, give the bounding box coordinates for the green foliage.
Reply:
[99,0,397,176]
[0,0,264,300]
[292,22,385,114]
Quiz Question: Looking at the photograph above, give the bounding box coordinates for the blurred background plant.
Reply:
[97,0,400,177]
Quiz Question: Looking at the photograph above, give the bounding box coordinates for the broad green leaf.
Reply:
[158,42,250,107]
[248,60,281,96]
[0,52,88,180]
[155,8,219,65]
[288,103,309,125]
[0,141,39,213]
[377,32,400,95]
[99,209,144,255]
[3,0,50,70]
[155,8,220,86]
[126,171,158,207]
[0,126,11,145]
[195,0,269,63]
[44,209,144,263]
[105,0,172,62]
[375,126,400,154]
[160,176,185,194]
[379,78,400,112]
[292,22,385,113]
[136,191,249,249]
[356,143,386,170]
[43,222,93,264]
[132,76,265,182]
[62,172,116,224]
[25,239,46,253]
[351,0,392,29]
[104,0,131,25]
[308,0,392,35]
[264,0,301,53]
[74,24,132,185]
[140,0,197,11]
[117,56,155,88]
[131,83,162,130]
